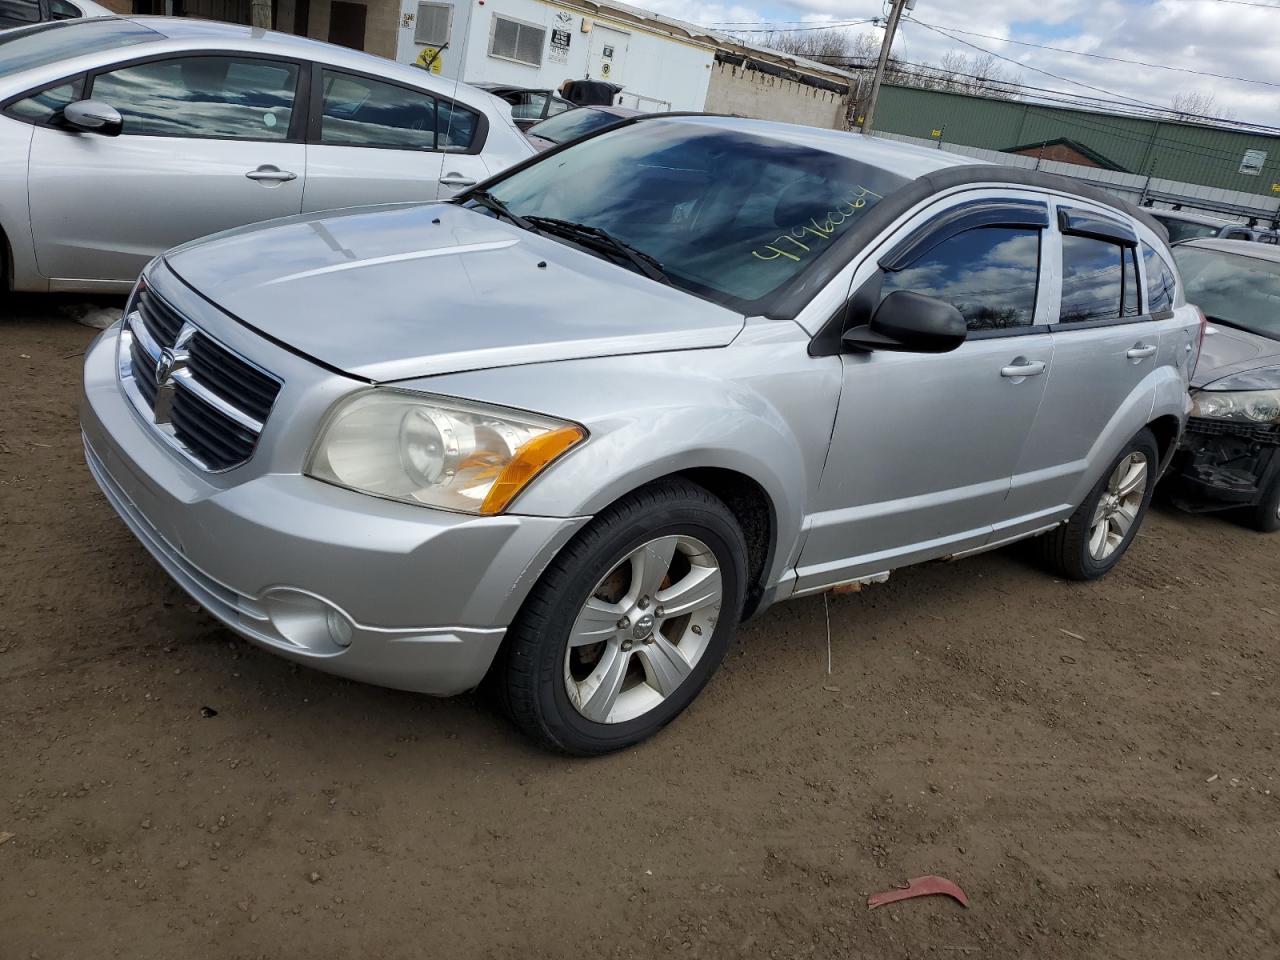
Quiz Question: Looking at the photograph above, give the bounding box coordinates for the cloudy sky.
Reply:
[638,0,1280,126]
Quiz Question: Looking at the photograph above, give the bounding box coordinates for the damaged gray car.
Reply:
[1167,238,1280,532]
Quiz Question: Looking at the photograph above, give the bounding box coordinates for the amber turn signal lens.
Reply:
[480,426,585,515]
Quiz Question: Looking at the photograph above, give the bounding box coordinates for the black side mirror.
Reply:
[842,290,968,354]
[62,100,123,137]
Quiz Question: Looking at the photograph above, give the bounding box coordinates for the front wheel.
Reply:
[500,479,748,755]
[1035,428,1160,581]
[1242,474,1280,533]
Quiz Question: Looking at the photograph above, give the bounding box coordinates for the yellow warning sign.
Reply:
[416,46,443,73]
[931,129,942,138]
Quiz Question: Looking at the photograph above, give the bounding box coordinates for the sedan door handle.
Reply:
[1126,344,1158,360]
[1000,359,1047,379]
[440,173,478,187]
[245,165,297,183]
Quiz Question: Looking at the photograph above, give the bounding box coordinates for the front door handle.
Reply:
[1000,359,1047,379]
[1126,343,1158,361]
[245,165,297,183]
[440,173,477,187]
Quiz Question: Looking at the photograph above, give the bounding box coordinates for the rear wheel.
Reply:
[500,479,747,755]
[1242,474,1280,533]
[1036,428,1159,580]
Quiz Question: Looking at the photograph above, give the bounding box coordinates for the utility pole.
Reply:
[860,0,909,135]
[250,0,272,30]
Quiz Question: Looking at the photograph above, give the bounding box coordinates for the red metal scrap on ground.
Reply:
[867,875,970,910]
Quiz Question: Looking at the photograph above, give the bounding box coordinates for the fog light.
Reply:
[326,608,354,648]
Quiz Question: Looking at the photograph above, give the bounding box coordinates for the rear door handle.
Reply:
[440,173,477,187]
[1000,359,1047,379]
[245,165,297,183]
[1126,343,1158,360]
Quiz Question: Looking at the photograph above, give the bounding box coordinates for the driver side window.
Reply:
[880,225,1042,332]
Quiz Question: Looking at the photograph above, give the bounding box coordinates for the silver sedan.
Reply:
[0,16,534,293]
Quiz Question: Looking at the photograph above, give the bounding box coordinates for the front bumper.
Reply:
[80,322,587,695]
[1167,416,1280,512]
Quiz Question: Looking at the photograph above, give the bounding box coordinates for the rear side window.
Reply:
[1142,243,1176,313]
[320,71,437,150]
[48,0,83,19]
[91,57,299,140]
[1059,235,1141,323]
[880,226,1041,331]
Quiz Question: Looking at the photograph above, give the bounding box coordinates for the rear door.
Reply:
[795,192,1056,590]
[302,67,488,212]
[1006,201,1164,521]
[27,54,306,283]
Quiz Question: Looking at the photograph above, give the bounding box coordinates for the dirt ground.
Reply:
[2,302,1278,960]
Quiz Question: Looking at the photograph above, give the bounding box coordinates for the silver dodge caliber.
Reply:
[82,116,1202,754]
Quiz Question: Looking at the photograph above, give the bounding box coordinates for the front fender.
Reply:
[410,330,840,589]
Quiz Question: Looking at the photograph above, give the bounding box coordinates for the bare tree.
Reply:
[1171,89,1234,121]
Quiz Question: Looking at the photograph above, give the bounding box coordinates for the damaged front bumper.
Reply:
[1167,416,1280,512]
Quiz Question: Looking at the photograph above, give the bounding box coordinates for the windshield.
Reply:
[486,119,908,312]
[527,107,628,145]
[0,18,159,78]
[1156,215,1222,244]
[1174,245,1280,340]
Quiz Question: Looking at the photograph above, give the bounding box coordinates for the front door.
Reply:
[795,200,1055,591]
[27,55,305,284]
[588,25,628,84]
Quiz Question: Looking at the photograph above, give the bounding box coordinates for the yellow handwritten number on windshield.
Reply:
[751,187,882,263]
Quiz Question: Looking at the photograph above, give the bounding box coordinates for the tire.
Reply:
[500,478,748,756]
[1035,428,1160,581]
[1242,474,1280,533]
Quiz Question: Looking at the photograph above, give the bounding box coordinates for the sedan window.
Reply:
[0,19,159,78]
[1059,234,1141,323]
[91,56,299,140]
[1157,218,1219,244]
[0,0,40,28]
[524,107,625,146]
[47,0,83,19]
[510,91,547,120]
[320,70,438,150]
[881,226,1041,331]
[485,119,908,312]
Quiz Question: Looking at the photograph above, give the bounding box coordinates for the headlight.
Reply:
[1191,389,1280,424]
[306,390,585,515]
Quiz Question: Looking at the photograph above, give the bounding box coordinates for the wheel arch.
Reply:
[1146,413,1182,474]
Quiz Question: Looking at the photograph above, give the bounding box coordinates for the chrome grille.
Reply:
[118,284,282,472]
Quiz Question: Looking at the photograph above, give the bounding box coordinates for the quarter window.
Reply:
[489,15,545,66]
[5,78,83,123]
[436,98,478,151]
[1142,243,1176,313]
[880,226,1041,331]
[1059,234,1141,323]
[48,0,83,19]
[90,57,298,140]
[320,71,437,150]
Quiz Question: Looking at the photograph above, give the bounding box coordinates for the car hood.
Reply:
[163,203,744,382]
[1193,321,1280,388]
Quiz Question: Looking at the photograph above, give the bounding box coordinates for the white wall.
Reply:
[394,0,714,111]
[704,62,848,131]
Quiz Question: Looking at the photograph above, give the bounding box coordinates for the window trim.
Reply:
[1052,204,1155,330]
[305,62,488,156]
[73,50,312,143]
[487,13,546,68]
[880,197,1049,272]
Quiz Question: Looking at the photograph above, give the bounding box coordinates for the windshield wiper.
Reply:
[523,216,672,285]
[464,190,532,230]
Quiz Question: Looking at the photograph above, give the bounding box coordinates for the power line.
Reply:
[904,18,1169,113]
[1165,0,1280,8]
[908,21,1280,90]
[712,19,875,34]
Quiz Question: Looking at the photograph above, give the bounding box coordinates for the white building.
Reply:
[393,0,716,111]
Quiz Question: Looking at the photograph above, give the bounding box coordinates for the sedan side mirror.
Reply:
[842,290,968,354]
[62,100,123,137]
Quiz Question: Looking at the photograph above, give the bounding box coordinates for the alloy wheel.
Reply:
[563,535,723,724]
[1089,452,1149,561]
